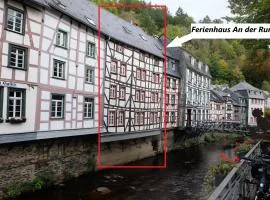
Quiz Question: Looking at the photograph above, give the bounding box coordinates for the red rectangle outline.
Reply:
[97,4,167,169]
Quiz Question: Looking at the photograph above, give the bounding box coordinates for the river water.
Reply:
[19,144,234,200]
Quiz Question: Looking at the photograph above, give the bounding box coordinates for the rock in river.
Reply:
[96,187,111,195]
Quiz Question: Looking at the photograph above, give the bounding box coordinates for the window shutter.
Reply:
[22,89,26,117]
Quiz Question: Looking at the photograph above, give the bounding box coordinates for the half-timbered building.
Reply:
[0,0,106,142]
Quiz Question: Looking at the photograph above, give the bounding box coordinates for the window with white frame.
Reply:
[171,95,175,105]
[85,66,94,84]
[135,90,140,101]
[110,85,116,98]
[51,94,64,118]
[84,97,94,118]
[135,112,140,125]
[136,68,141,80]
[108,111,116,126]
[119,86,125,100]
[86,41,96,58]
[120,63,126,76]
[7,88,25,119]
[140,112,144,125]
[6,8,24,34]
[118,111,125,126]
[9,44,27,69]
[53,59,65,79]
[56,29,68,48]
[110,60,117,73]
[140,91,145,102]
[172,79,176,89]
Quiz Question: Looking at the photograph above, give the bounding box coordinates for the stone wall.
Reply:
[0,131,176,199]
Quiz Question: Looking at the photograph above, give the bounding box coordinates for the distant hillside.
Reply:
[89,0,270,91]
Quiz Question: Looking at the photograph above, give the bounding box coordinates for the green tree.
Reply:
[262,80,270,92]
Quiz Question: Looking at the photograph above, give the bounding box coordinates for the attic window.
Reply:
[53,0,66,9]
[123,26,132,34]
[139,34,147,41]
[155,43,162,50]
[85,17,96,26]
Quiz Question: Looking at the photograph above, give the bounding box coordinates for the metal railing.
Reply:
[208,140,261,200]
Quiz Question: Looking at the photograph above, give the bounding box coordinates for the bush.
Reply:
[3,171,53,199]
[235,143,252,158]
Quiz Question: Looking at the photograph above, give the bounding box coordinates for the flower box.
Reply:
[6,117,26,124]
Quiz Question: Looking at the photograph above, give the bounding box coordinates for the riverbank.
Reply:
[18,143,237,200]
[0,131,245,199]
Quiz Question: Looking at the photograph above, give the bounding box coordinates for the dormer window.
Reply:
[85,16,96,26]
[139,34,147,41]
[122,26,132,34]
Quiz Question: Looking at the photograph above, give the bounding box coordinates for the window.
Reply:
[140,91,145,102]
[166,94,169,105]
[6,7,24,34]
[167,78,170,88]
[140,113,144,125]
[153,73,160,83]
[151,92,158,103]
[8,44,27,69]
[139,53,145,61]
[166,112,169,123]
[171,112,175,123]
[171,61,176,71]
[119,87,125,100]
[154,59,159,66]
[110,60,117,74]
[150,112,154,124]
[172,79,176,90]
[86,41,96,58]
[135,90,140,101]
[136,68,141,80]
[53,59,65,79]
[7,88,25,119]
[171,95,175,105]
[120,63,126,76]
[154,112,158,123]
[118,111,125,126]
[116,44,123,53]
[56,29,67,48]
[135,112,139,125]
[110,85,116,98]
[51,94,64,118]
[141,70,146,81]
[108,111,116,126]
[85,66,94,84]
[84,97,94,118]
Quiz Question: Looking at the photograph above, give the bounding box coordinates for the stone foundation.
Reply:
[0,131,177,199]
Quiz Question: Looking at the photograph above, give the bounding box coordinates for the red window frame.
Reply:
[120,62,126,76]
[118,110,125,126]
[110,59,117,74]
[119,86,125,100]
[109,85,116,99]
[108,110,116,126]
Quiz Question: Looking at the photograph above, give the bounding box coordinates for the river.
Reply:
[19,144,234,200]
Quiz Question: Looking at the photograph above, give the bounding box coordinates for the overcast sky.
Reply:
[146,0,231,22]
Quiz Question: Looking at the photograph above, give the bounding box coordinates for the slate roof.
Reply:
[210,89,224,103]
[231,81,265,99]
[223,88,247,107]
[28,0,164,58]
